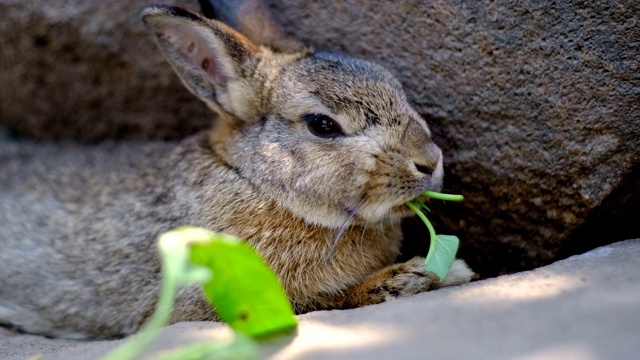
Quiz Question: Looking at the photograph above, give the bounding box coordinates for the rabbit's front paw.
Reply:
[441,259,475,287]
[346,257,475,307]
[347,257,439,306]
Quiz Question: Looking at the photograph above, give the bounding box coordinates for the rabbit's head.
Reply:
[143,5,443,228]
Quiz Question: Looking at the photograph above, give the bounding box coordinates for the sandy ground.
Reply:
[1,239,639,360]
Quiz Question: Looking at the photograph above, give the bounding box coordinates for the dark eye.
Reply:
[303,114,344,138]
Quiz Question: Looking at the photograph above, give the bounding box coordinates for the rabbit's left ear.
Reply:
[142,5,260,117]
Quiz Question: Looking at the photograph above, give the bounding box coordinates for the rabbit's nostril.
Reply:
[414,162,433,175]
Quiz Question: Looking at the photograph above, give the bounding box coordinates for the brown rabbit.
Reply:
[0,3,473,339]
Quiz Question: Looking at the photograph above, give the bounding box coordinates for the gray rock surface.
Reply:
[0,0,638,274]
[0,0,210,140]
[2,239,638,360]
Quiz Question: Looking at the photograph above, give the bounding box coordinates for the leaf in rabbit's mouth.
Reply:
[406,190,464,281]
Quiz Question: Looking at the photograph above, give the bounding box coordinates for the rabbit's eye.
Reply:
[304,114,343,138]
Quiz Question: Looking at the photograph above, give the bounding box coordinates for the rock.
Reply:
[2,239,639,359]
[0,0,638,274]
[0,0,210,140]
[264,0,640,274]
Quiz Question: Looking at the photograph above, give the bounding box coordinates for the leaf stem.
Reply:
[406,201,436,240]
[411,198,431,212]
[422,190,464,202]
[100,248,178,360]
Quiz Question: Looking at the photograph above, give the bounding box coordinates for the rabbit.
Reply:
[0,3,474,339]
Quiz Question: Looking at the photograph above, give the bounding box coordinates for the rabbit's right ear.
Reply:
[142,5,261,121]
[199,0,305,53]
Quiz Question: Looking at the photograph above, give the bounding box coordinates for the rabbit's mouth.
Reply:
[394,203,419,216]
[390,202,428,219]
[356,198,418,223]
[388,183,446,217]
[354,181,442,223]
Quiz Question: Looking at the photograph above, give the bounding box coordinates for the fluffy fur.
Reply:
[0,4,473,339]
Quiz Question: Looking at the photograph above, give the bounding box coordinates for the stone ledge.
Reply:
[2,239,638,360]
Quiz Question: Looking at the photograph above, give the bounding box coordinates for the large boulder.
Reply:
[1,0,638,275]
[0,0,210,140]
[265,0,640,274]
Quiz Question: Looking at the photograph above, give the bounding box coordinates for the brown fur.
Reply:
[0,4,473,339]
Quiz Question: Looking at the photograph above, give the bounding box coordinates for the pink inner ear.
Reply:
[186,42,221,81]
[158,22,226,84]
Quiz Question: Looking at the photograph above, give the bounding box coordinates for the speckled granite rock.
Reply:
[0,0,210,140]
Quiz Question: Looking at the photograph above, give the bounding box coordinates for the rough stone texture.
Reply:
[264,0,640,274]
[1,239,639,360]
[0,0,638,275]
[0,0,211,141]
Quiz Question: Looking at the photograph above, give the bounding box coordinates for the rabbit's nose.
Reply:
[411,141,442,176]
[410,144,444,190]
[414,162,435,175]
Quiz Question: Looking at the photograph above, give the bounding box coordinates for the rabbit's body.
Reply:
[0,132,405,338]
[1,137,184,338]
[0,4,473,339]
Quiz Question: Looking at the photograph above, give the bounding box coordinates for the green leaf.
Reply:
[189,231,298,339]
[406,194,463,281]
[101,226,294,360]
[424,234,459,281]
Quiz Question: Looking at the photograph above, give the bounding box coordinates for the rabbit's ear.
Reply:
[142,5,260,116]
[199,0,305,53]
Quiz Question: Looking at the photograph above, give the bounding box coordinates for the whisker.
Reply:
[322,199,365,263]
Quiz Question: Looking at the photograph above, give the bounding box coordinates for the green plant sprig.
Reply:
[101,227,296,360]
[407,190,464,281]
[422,190,464,202]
